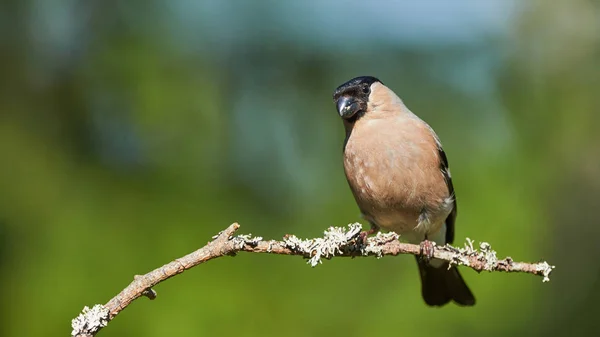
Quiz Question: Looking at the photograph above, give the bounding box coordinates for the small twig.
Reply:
[71,222,554,337]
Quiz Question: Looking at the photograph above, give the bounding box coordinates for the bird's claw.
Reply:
[358,231,369,246]
[357,226,379,246]
[419,240,436,262]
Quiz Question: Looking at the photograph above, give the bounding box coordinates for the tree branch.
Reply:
[71,222,555,337]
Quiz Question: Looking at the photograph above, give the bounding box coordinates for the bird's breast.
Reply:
[342,118,450,236]
[343,140,420,216]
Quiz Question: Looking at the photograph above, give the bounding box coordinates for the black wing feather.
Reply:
[437,145,457,244]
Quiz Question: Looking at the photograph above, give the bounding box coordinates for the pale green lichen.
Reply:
[446,238,499,270]
[537,261,555,282]
[234,234,263,248]
[363,231,400,258]
[283,223,363,267]
[446,238,477,268]
[71,304,109,336]
[446,238,555,282]
[478,241,498,271]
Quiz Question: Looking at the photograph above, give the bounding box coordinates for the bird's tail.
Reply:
[415,256,476,307]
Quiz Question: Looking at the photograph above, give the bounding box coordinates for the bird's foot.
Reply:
[419,240,436,262]
[357,226,379,246]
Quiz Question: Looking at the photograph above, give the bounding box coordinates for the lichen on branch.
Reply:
[71,222,554,337]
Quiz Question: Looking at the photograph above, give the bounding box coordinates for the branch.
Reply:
[71,222,555,337]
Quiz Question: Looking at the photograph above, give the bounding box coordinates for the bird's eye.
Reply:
[362,86,370,94]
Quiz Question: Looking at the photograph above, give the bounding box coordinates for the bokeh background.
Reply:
[1,0,599,336]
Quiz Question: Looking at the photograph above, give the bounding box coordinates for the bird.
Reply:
[332,75,475,307]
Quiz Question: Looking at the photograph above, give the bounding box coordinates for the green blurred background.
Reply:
[1,0,599,336]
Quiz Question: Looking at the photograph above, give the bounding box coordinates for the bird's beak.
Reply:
[336,96,360,119]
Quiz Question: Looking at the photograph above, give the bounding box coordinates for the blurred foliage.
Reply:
[1,1,599,336]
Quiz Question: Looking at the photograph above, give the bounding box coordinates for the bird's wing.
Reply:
[436,141,457,244]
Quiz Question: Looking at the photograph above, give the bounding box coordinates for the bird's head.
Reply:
[332,76,382,123]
